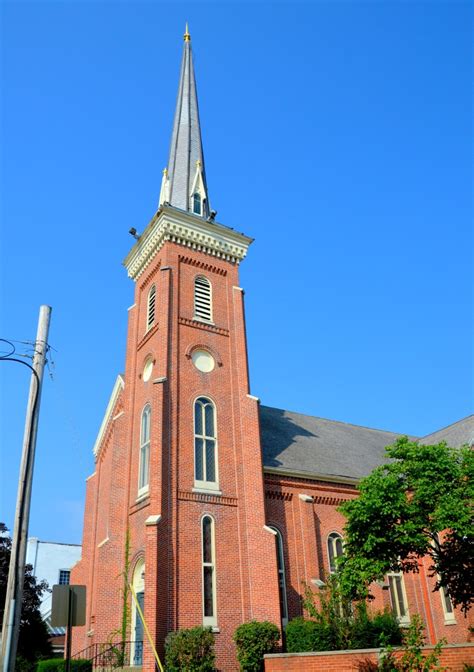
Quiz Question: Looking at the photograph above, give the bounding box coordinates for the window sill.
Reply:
[193,486,222,496]
[443,618,457,626]
[136,489,149,503]
[193,317,215,326]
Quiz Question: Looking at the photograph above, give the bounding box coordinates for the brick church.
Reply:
[71,27,473,670]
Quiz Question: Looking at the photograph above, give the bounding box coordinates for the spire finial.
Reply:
[184,22,191,42]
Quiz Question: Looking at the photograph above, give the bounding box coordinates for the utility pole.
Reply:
[1,305,52,672]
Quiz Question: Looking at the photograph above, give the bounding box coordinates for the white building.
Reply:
[26,538,82,652]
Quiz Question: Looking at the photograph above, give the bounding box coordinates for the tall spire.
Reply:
[160,25,210,218]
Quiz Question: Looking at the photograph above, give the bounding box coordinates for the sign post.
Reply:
[51,585,86,669]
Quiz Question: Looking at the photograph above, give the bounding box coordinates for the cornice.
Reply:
[178,316,229,337]
[179,255,227,276]
[265,489,293,502]
[178,490,238,507]
[263,466,359,488]
[93,374,125,458]
[124,205,253,280]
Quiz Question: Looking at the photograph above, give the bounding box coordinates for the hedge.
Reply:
[37,660,92,672]
[165,625,215,672]
[233,620,280,672]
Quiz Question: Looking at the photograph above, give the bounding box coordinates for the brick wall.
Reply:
[264,474,471,644]
[71,239,282,672]
[265,643,474,671]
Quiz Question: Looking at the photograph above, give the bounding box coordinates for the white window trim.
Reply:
[440,586,457,624]
[201,514,217,627]
[138,405,151,496]
[193,396,219,490]
[387,572,410,625]
[431,536,456,625]
[193,275,213,323]
[130,559,145,667]
[269,526,288,626]
[327,531,344,574]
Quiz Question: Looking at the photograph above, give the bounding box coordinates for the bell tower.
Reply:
[119,26,281,669]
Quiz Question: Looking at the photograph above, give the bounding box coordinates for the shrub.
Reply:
[36,661,92,672]
[296,577,402,653]
[165,626,215,672]
[285,616,332,653]
[233,620,280,671]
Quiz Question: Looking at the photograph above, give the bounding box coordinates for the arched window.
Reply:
[269,526,288,625]
[130,559,145,665]
[194,276,212,322]
[194,397,218,489]
[202,515,216,626]
[147,285,156,331]
[138,405,151,494]
[193,192,202,215]
[327,532,344,573]
[387,572,410,624]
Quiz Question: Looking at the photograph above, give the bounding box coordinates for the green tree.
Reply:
[337,438,473,614]
[0,523,52,666]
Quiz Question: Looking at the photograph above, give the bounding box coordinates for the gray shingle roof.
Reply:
[260,405,403,481]
[418,415,474,448]
[167,35,210,217]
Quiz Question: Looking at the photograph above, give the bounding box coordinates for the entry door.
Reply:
[133,591,144,665]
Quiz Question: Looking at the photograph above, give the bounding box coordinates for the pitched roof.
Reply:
[418,414,474,448]
[164,29,210,217]
[260,405,403,482]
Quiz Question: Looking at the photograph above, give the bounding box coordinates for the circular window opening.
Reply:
[191,349,215,373]
[143,357,154,382]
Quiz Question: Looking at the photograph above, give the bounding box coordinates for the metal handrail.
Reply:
[72,640,143,669]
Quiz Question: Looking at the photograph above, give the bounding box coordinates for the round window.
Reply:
[191,349,215,373]
[142,357,154,382]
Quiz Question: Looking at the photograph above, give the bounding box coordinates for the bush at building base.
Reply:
[164,625,216,672]
[285,605,402,653]
[36,660,92,672]
[233,620,280,672]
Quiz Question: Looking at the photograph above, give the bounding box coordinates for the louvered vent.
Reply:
[147,285,156,330]
[194,276,212,321]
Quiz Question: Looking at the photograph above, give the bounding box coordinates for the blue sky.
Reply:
[1,1,472,544]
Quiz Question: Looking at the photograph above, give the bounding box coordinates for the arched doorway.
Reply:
[130,559,145,666]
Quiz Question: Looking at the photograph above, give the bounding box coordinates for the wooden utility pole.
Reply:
[1,305,52,672]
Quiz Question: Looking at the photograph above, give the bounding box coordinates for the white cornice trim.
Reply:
[263,466,359,486]
[123,206,253,280]
[93,374,125,457]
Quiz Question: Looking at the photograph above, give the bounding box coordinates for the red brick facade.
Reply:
[71,240,282,670]
[70,230,471,671]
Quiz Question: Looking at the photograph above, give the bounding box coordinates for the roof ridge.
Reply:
[260,404,409,437]
[419,413,474,440]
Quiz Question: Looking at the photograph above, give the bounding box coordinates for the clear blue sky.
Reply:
[1,2,472,544]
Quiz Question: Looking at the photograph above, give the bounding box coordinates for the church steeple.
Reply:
[160,25,210,218]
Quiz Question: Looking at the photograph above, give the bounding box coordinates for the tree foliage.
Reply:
[0,522,52,664]
[337,438,473,614]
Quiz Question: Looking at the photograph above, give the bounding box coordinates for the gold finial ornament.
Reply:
[184,23,191,42]
[163,167,168,176]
